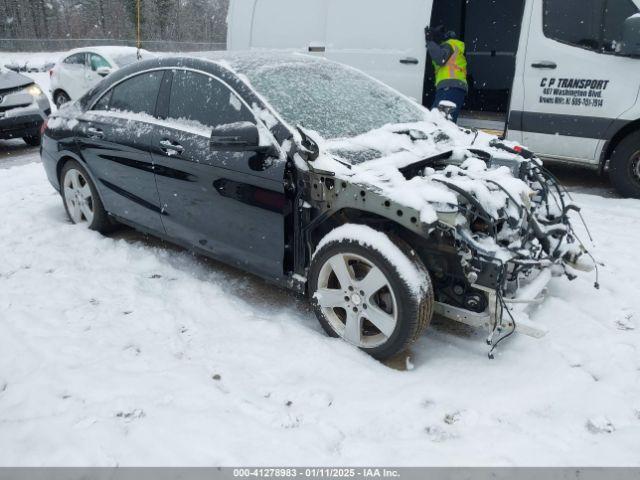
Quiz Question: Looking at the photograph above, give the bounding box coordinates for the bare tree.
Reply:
[1,0,229,49]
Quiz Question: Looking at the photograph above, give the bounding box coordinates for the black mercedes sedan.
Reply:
[41,52,590,359]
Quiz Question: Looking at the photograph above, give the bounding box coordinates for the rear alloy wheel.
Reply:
[54,91,70,108]
[309,227,434,360]
[609,131,640,199]
[60,160,112,233]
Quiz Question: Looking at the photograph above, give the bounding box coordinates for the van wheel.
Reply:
[309,225,434,360]
[609,131,640,199]
[60,160,112,233]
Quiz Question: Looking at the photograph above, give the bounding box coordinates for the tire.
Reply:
[54,91,70,108]
[609,131,640,199]
[23,134,41,147]
[309,225,434,360]
[60,160,112,233]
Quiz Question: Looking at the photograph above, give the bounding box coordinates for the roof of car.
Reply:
[196,50,328,71]
[64,46,149,59]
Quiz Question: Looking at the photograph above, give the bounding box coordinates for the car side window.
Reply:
[167,70,254,131]
[92,89,112,111]
[543,0,638,53]
[63,53,86,67]
[109,71,163,116]
[89,53,111,71]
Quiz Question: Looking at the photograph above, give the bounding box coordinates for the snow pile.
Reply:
[0,160,639,466]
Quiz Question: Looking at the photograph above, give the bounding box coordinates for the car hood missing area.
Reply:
[304,116,591,272]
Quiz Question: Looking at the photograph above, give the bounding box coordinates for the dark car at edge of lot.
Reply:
[0,67,51,146]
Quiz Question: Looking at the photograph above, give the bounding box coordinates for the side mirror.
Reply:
[621,14,640,57]
[210,121,276,155]
[96,66,112,77]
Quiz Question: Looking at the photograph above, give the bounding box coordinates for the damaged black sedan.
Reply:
[40,53,593,359]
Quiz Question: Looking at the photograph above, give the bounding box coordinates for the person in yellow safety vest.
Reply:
[425,26,468,123]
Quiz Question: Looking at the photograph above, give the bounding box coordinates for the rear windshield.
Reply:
[239,58,426,139]
[111,51,149,67]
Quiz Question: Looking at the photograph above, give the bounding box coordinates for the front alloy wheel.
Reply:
[309,226,434,360]
[316,252,399,349]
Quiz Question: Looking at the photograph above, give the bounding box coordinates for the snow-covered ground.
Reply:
[0,152,639,466]
[1,50,639,466]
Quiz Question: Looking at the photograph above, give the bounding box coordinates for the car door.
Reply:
[325,0,432,102]
[85,53,112,91]
[59,52,87,100]
[76,70,165,233]
[150,69,286,280]
[517,0,640,163]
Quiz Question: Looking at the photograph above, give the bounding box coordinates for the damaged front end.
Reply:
[298,128,595,355]
[416,144,596,354]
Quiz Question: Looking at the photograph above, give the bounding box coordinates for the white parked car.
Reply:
[49,46,154,108]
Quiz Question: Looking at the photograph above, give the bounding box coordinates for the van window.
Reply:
[602,0,639,52]
[543,0,638,53]
[168,70,253,130]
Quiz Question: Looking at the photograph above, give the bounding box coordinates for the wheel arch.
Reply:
[52,88,71,103]
[55,154,107,211]
[600,119,640,173]
[56,153,84,184]
[306,208,439,274]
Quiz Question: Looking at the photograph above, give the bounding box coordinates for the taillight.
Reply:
[40,118,49,135]
[49,69,53,77]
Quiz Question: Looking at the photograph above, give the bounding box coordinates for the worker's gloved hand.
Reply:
[424,26,435,42]
[425,25,444,43]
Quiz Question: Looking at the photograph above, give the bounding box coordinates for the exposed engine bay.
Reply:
[294,123,596,356]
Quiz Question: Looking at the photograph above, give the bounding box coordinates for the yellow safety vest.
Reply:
[433,39,468,86]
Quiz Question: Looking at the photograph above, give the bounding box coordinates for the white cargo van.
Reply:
[228,0,640,197]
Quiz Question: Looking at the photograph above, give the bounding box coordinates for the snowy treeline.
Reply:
[1,0,228,46]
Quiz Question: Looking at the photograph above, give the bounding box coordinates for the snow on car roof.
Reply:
[66,46,142,56]
[62,46,153,65]
[196,50,334,74]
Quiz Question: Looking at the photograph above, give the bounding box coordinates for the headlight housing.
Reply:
[23,84,45,98]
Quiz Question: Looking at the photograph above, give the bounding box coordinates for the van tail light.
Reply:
[40,118,49,136]
[49,69,53,77]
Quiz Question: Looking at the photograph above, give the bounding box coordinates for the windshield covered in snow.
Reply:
[234,56,427,139]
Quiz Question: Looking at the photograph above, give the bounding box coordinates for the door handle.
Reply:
[531,61,557,69]
[159,139,184,156]
[86,126,104,139]
[400,57,419,65]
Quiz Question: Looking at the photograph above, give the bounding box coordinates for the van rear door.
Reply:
[514,0,640,164]
[325,0,432,102]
